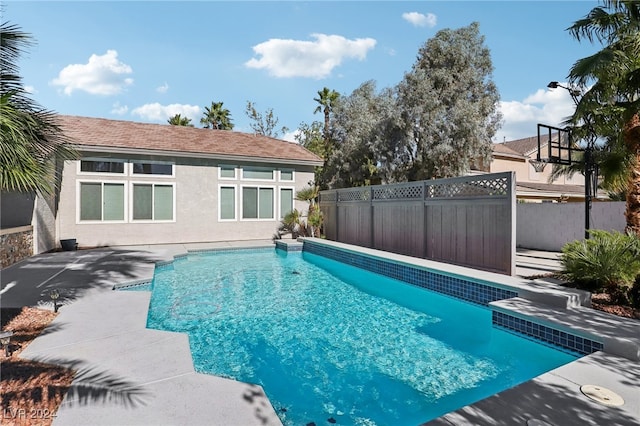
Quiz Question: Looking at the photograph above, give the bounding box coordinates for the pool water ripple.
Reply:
[146,249,576,426]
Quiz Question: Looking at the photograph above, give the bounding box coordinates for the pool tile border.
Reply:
[302,239,607,357]
[189,246,274,255]
[492,311,603,356]
[303,240,518,306]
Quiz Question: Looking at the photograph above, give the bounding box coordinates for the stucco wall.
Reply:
[491,156,584,185]
[56,158,315,247]
[33,194,57,254]
[517,201,626,251]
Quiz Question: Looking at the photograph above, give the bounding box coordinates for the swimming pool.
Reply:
[145,248,577,425]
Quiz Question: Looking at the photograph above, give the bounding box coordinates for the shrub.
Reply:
[560,230,640,302]
[630,276,640,309]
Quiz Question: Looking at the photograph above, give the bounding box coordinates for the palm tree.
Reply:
[200,101,234,130]
[296,185,321,237]
[167,113,194,127]
[1,22,76,195]
[566,0,640,236]
[313,87,339,153]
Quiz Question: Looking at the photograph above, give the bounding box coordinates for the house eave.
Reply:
[71,144,325,167]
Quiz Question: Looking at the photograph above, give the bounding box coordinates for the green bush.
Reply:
[560,230,640,302]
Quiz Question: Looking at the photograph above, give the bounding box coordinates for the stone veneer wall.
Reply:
[1,226,33,268]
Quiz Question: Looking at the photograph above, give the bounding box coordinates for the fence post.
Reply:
[370,186,375,248]
[423,181,428,259]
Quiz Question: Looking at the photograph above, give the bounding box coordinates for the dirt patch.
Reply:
[1,307,74,426]
[591,293,640,320]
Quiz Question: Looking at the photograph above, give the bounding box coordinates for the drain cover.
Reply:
[580,385,624,407]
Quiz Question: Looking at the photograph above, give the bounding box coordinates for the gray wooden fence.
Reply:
[319,172,516,275]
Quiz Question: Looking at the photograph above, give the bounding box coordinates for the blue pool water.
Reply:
[145,249,577,425]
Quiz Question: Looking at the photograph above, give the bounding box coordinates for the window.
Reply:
[242,168,274,180]
[132,162,173,176]
[132,183,174,221]
[80,160,125,174]
[280,188,293,219]
[242,187,274,219]
[219,165,236,179]
[79,182,125,221]
[280,170,294,181]
[219,186,236,220]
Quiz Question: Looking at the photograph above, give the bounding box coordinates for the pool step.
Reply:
[515,279,591,309]
[275,239,304,252]
[490,297,640,361]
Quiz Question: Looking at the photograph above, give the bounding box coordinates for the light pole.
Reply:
[547,81,597,240]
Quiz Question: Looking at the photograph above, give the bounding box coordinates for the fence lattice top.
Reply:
[320,173,512,203]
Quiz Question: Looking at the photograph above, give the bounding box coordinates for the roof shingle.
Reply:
[58,115,324,165]
[499,134,551,156]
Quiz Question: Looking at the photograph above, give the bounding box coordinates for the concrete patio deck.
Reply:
[1,241,638,426]
[1,240,282,426]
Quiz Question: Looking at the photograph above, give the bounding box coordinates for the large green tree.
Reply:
[324,81,396,187]
[396,22,501,180]
[566,0,640,236]
[200,101,234,130]
[0,22,76,195]
[294,120,325,187]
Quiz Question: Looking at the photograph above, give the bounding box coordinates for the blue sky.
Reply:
[5,1,601,143]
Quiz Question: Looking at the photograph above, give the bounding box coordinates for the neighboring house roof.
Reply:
[516,182,608,200]
[58,115,324,166]
[499,134,551,157]
[517,182,585,195]
[492,143,526,160]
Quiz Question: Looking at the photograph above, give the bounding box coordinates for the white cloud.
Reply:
[131,102,201,123]
[156,82,169,93]
[282,129,300,143]
[24,85,37,94]
[245,33,377,79]
[111,102,129,115]
[51,50,133,95]
[494,85,575,143]
[402,12,437,28]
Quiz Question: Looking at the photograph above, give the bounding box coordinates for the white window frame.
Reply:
[240,185,276,221]
[218,184,237,222]
[77,158,127,176]
[241,167,275,182]
[129,181,176,223]
[76,180,128,224]
[130,161,175,178]
[278,186,296,220]
[279,169,295,182]
[218,165,237,180]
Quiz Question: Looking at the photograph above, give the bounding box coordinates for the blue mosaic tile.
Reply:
[492,311,603,356]
[154,263,175,272]
[303,241,517,306]
[190,247,274,256]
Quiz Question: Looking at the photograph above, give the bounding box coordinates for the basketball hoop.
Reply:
[529,158,548,173]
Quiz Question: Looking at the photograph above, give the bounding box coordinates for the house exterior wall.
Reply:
[56,156,315,247]
[490,156,584,185]
[33,194,57,254]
